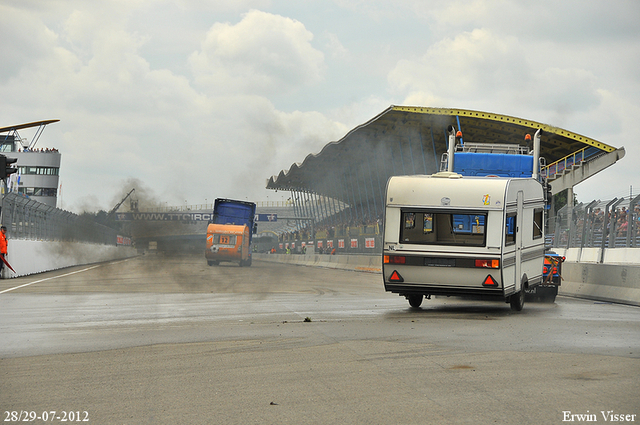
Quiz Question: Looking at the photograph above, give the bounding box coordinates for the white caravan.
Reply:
[382,172,545,311]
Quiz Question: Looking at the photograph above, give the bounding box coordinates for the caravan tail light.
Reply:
[475,259,500,269]
[384,255,406,264]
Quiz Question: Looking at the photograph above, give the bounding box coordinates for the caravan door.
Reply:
[515,190,524,292]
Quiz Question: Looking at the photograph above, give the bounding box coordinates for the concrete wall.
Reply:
[255,252,382,273]
[553,248,640,306]
[2,239,137,278]
[255,248,640,306]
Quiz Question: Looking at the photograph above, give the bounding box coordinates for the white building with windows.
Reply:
[0,120,61,208]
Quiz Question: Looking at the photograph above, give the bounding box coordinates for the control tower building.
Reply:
[0,120,61,208]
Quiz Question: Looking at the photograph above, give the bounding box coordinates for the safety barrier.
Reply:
[552,248,640,306]
[2,239,137,278]
[255,249,640,306]
[254,252,381,273]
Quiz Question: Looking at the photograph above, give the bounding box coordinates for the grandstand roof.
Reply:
[0,119,60,134]
[265,105,626,227]
[266,106,619,201]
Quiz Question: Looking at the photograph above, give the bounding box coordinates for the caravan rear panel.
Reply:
[383,173,545,309]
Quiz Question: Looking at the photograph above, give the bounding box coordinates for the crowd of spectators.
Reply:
[18,147,59,153]
[278,216,382,243]
[558,203,640,246]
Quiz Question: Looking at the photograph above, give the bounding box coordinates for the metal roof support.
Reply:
[366,155,379,221]
[371,148,385,215]
[355,168,367,223]
[390,144,397,175]
[377,136,391,185]
[296,189,306,231]
[319,193,329,226]
[408,136,416,174]
[320,193,330,226]
[323,195,336,229]
[299,191,308,231]
[308,191,317,224]
[314,193,321,226]
[289,190,297,231]
[356,167,371,223]
[600,198,618,262]
[330,196,339,228]
[306,191,315,229]
[568,203,583,248]
[608,198,624,249]
[419,130,428,174]
[430,127,438,170]
[290,190,300,231]
[306,190,316,227]
[352,168,363,223]
[315,192,324,225]
[628,194,640,247]
[397,139,406,174]
[289,187,302,230]
[326,195,335,227]
[580,200,599,249]
[347,170,360,224]
[376,154,388,210]
[553,204,567,247]
[341,177,354,224]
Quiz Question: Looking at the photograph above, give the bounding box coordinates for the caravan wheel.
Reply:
[407,294,423,308]
[510,288,525,311]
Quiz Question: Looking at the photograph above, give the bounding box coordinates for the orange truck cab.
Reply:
[206,223,251,266]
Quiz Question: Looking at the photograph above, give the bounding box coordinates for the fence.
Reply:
[1,192,120,245]
[550,194,640,250]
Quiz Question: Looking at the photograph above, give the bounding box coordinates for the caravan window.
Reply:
[533,208,543,239]
[400,210,487,246]
[505,213,516,245]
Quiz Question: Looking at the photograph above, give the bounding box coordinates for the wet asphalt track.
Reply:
[1,254,638,424]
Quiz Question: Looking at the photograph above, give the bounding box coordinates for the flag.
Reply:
[1,255,15,273]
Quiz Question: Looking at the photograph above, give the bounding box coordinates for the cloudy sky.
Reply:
[2,0,639,212]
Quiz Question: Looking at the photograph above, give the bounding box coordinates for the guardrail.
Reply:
[1,192,118,244]
[542,146,604,180]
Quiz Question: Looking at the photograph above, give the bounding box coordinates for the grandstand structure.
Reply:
[266,106,626,230]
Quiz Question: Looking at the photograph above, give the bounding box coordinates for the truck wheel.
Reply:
[407,294,423,308]
[510,288,525,311]
[208,260,219,266]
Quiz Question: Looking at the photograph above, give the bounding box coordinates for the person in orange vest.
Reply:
[0,226,7,278]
